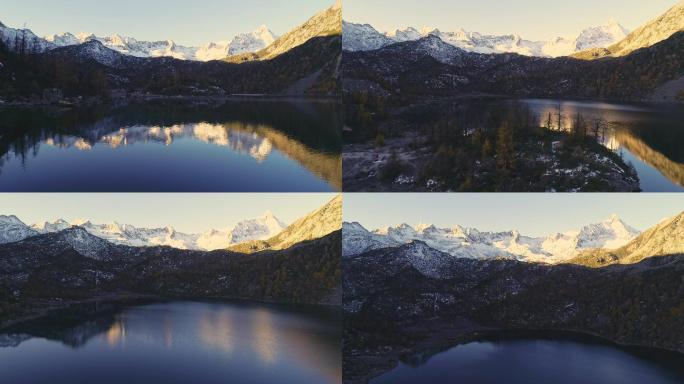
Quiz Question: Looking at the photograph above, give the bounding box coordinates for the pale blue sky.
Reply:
[345,0,679,40]
[0,194,336,233]
[2,0,334,46]
[344,194,684,236]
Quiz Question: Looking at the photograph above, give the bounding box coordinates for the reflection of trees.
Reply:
[613,128,684,188]
[0,101,342,189]
[526,101,684,188]
[0,302,123,349]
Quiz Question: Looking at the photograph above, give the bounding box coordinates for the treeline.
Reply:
[0,38,110,99]
[0,35,341,101]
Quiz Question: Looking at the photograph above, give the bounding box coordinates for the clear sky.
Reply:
[345,0,679,40]
[2,0,334,46]
[344,194,684,236]
[0,193,336,233]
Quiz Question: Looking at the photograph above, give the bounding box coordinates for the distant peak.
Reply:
[605,213,622,223]
[261,210,276,219]
[0,214,23,224]
[343,221,368,232]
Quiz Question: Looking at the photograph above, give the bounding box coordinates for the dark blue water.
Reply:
[372,335,684,384]
[0,301,341,384]
[0,100,341,191]
[518,99,684,192]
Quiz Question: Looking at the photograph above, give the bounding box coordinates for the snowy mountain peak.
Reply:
[0,20,278,62]
[3,212,289,251]
[249,1,341,61]
[226,212,287,245]
[343,216,642,263]
[574,20,629,51]
[0,215,23,225]
[0,215,38,244]
[343,19,630,57]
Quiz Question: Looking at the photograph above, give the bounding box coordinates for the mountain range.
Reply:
[0,195,342,253]
[0,1,342,97]
[343,214,640,263]
[0,23,277,61]
[0,196,342,320]
[0,212,287,251]
[343,19,629,57]
[342,2,684,101]
[0,1,341,63]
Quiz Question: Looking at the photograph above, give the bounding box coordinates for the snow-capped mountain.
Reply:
[572,211,684,267]
[573,19,630,51]
[0,22,277,61]
[0,215,38,244]
[342,19,629,58]
[26,212,287,251]
[225,211,287,245]
[230,195,342,253]
[343,215,640,264]
[575,2,684,58]
[0,24,56,53]
[245,0,341,61]
[342,21,394,52]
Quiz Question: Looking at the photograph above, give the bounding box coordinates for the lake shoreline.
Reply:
[0,93,340,111]
[0,293,342,331]
[344,318,684,384]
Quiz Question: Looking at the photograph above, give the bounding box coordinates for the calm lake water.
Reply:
[0,99,341,191]
[518,99,684,192]
[0,301,341,384]
[373,334,684,384]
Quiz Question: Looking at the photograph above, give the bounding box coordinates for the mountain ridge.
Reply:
[1,211,288,251]
[342,19,628,57]
[230,195,342,253]
[343,215,641,263]
[225,1,341,63]
[573,1,684,59]
[0,21,277,61]
[569,211,684,266]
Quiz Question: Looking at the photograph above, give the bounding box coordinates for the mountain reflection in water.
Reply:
[0,100,341,191]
